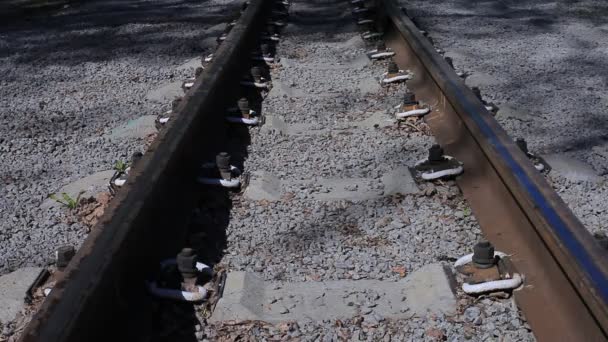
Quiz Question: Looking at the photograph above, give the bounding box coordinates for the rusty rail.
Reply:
[375,0,608,340]
[16,0,608,341]
[18,1,270,341]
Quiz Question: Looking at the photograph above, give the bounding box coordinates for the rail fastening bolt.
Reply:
[376,41,386,51]
[471,86,482,100]
[261,43,272,56]
[428,144,444,163]
[388,61,399,74]
[131,152,143,167]
[56,245,75,270]
[176,248,198,280]
[515,138,529,154]
[216,152,232,180]
[171,97,182,112]
[237,97,250,118]
[267,24,276,35]
[445,56,454,69]
[472,240,496,269]
[403,92,417,105]
[251,66,263,82]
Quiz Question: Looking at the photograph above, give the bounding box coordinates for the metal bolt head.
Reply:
[515,138,529,154]
[223,23,233,34]
[428,144,444,162]
[56,246,75,269]
[472,241,496,269]
[237,97,250,116]
[403,92,417,105]
[261,43,272,56]
[388,61,399,74]
[171,98,182,112]
[471,86,482,100]
[273,2,287,12]
[216,33,227,44]
[131,152,143,166]
[251,66,263,81]
[216,152,232,180]
[177,248,198,279]
[216,152,231,168]
[445,56,454,69]
[593,232,608,250]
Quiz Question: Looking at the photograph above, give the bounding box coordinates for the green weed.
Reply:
[49,191,83,210]
[114,160,128,173]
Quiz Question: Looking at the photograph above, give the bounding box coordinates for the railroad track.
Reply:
[17,0,608,341]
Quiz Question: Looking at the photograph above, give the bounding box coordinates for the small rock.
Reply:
[464,306,481,322]
[425,328,445,340]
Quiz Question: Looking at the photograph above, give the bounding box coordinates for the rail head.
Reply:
[378,0,608,335]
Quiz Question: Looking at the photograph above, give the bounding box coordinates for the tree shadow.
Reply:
[0,0,241,65]
[134,43,277,342]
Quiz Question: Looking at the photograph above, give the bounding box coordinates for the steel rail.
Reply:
[17,0,270,341]
[376,0,608,340]
[14,1,608,341]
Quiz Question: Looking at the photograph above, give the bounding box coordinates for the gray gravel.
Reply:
[204,297,533,341]
[0,0,240,275]
[401,0,608,237]
[206,0,534,340]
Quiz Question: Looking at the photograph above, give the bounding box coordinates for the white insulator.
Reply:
[159,259,212,273]
[396,108,430,119]
[362,32,382,40]
[382,72,411,83]
[453,251,508,267]
[147,281,208,302]
[369,51,396,59]
[358,19,374,25]
[415,155,463,180]
[197,177,240,188]
[462,274,523,294]
[114,178,126,186]
[239,80,269,88]
[420,165,464,180]
[226,116,259,125]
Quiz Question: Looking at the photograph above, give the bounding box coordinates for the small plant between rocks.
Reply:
[49,192,83,210]
[114,160,129,173]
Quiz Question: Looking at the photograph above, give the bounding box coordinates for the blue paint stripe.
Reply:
[450,84,608,303]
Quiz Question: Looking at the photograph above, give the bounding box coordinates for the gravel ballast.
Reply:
[200,1,535,340]
[1,0,539,340]
[400,0,608,238]
[0,0,240,275]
